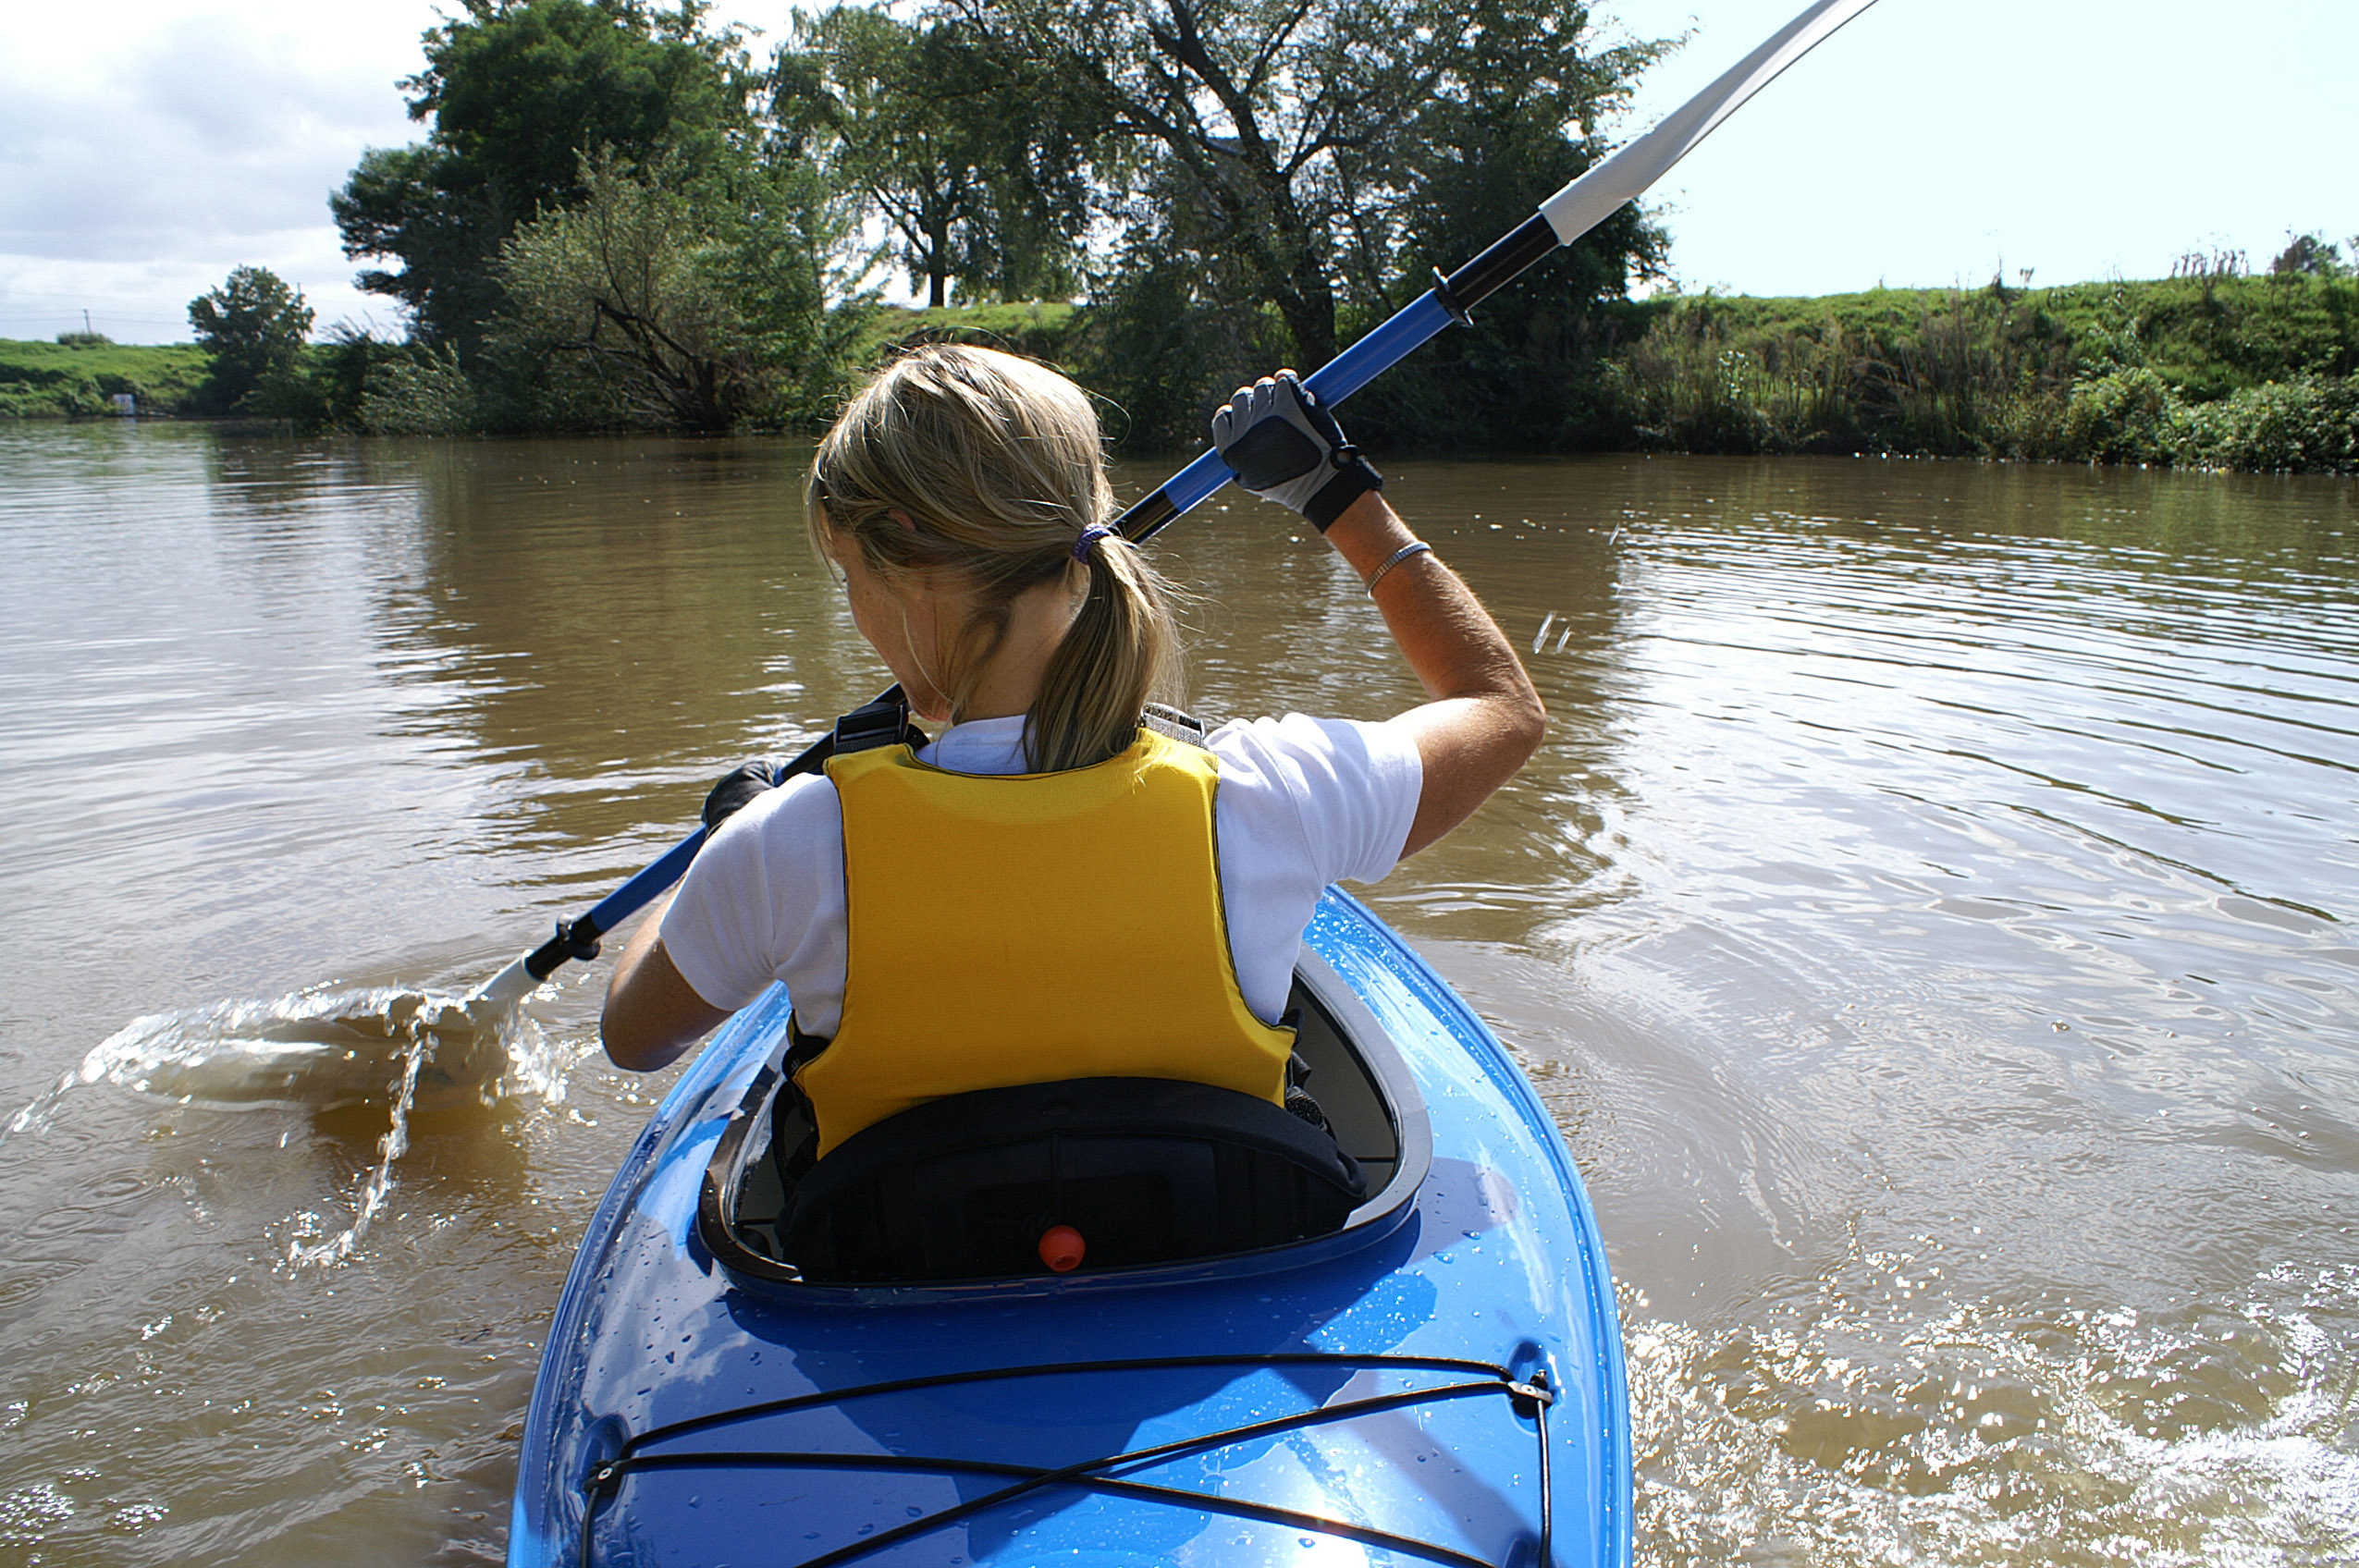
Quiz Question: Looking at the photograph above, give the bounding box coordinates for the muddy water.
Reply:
[0,421,2353,1565]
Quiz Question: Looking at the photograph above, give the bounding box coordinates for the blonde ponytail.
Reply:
[807,345,1183,771]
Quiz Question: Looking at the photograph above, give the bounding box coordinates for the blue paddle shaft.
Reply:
[589,830,706,934]
[520,827,707,982]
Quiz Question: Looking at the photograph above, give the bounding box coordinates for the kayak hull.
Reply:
[510,889,1629,1567]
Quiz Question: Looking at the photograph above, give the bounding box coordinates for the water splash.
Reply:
[283,1017,435,1268]
[271,982,571,1268]
[4,976,575,1266]
[80,986,512,1111]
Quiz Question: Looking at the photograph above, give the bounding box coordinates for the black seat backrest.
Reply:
[777,1078,1368,1283]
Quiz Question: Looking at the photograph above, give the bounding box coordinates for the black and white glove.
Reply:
[702,759,780,832]
[1210,373,1383,532]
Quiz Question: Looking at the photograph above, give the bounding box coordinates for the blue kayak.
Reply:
[510,888,1630,1567]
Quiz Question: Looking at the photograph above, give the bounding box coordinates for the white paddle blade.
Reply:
[1540,0,1884,246]
[465,953,543,1020]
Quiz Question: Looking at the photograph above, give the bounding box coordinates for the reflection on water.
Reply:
[0,421,2353,1564]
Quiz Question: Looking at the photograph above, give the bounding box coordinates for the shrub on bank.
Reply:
[2177,376,2359,473]
[2058,368,2181,465]
[1591,273,2359,474]
[357,347,481,436]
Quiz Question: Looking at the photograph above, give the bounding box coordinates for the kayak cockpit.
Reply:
[697,948,1431,1289]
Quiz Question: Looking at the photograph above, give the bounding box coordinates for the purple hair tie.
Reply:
[1072,522,1116,561]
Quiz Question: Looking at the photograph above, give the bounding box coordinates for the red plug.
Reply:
[1038,1224,1086,1273]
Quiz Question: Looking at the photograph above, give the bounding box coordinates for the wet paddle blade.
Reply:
[466,952,543,1020]
[81,986,514,1111]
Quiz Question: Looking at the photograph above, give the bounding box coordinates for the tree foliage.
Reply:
[494,151,866,430]
[778,7,1097,308]
[317,0,1683,447]
[2269,232,2350,279]
[332,144,510,356]
[951,0,1660,369]
[188,265,314,414]
[332,0,756,354]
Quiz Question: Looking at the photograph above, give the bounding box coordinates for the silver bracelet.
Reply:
[1364,540,1433,594]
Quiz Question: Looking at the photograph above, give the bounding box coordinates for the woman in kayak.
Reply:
[600,345,1541,1161]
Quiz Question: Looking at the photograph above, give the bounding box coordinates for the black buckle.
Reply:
[833,696,918,755]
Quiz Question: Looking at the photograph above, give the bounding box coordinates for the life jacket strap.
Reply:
[832,694,927,755]
[827,699,1206,759]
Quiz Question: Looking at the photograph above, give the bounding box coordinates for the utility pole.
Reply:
[83,309,92,337]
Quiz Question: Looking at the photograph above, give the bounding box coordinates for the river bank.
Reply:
[9,272,2356,473]
[0,337,209,418]
[1597,272,2359,473]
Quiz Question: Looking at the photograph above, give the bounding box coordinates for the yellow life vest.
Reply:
[796,724,1296,1157]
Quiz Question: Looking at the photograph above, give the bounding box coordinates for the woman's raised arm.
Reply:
[1210,374,1544,856]
[1320,490,1544,856]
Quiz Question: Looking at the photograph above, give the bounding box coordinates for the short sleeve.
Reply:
[659,771,841,1013]
[1203,714,1422,1023]
[1210,713,1423,886]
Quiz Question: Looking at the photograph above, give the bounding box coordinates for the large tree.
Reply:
[778,7,1098,308]
[1361,0,1668,447]
[951,0,1659,369]
[331,0,756,353]
[495,151,865,430]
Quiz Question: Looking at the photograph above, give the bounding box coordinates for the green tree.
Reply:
[952,0,1660,372]
[2270,232,2348,278]
[331,144,509,357]
[779,7,1097,307]
[188,265,314,414]
[331,0,756,353]
[494,151,866,430]
[1354,0,1667,447]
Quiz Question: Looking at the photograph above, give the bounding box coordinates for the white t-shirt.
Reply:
[660,713,1423,1032]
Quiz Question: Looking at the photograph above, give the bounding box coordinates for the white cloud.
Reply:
[0,3,436,340]
[0,1,795,343]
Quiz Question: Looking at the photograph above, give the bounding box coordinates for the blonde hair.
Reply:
[806,344,1183,772]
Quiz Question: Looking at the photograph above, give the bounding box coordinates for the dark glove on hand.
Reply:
[702,759,780,832]
[1210,372,1382,532]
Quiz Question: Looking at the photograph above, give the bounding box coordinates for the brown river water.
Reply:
[0,421,2353,1566]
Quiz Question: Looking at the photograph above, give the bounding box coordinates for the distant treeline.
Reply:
[7,0,2353,473]
[14,269,2356,473]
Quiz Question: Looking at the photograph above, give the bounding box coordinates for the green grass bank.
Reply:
[854,278,2359,473]
[1592,273,2359,472]
[0,338,211,418]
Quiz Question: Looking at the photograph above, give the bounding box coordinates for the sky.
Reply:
[0,0,2350,344]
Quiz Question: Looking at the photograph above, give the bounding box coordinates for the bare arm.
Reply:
[1321,490,1545,856]
[601,888,731,1071]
